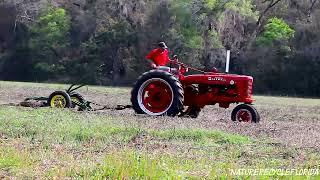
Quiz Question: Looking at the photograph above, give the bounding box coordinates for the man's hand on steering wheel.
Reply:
[150,63,157,69]
[169,55,179,65]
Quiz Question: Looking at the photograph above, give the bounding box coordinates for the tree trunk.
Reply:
[203,16,214,70]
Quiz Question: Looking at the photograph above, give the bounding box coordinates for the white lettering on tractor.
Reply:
[208,77,226,82]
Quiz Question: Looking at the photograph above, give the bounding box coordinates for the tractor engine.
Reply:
[181,74,254,108]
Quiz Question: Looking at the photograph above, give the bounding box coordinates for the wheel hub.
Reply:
[138,78,174,115]
[50,95,67,108]
[236,109,252,122]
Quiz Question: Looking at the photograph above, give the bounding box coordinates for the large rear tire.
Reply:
[131,70,184,117]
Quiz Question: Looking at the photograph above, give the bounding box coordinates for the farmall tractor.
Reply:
[131,57,260,123]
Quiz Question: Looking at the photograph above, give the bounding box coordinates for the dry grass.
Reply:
[0,81,319,178]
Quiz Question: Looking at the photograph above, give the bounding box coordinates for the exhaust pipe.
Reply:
[225,50,231,73]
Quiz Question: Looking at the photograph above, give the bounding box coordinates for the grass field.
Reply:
[0,81,320,178]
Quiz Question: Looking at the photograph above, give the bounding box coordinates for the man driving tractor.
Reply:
[146,42,177,69]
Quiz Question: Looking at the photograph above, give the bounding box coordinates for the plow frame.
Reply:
[21,84,131,111]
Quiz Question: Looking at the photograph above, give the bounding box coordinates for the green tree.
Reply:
[191,0,258,69]
[257,17,295,46]
[170,0,203,49]
[29,7,71,80]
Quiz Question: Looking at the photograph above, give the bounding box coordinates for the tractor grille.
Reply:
[247,79,253,97]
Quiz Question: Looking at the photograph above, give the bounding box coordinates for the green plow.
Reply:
[21,84,131,111]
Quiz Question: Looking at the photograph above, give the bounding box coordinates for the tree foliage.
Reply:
[170,0,203,49]
[30,8,70,51]
[257,17,295,46]
[1,0,320,96]
[29,7,71,80]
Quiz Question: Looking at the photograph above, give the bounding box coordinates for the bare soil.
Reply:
[0,83,319,150]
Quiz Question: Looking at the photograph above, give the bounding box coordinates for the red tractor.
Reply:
[131,59,260,123]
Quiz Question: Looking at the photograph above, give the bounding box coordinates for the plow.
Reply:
[20,84,132,111]
[18,56,260,123]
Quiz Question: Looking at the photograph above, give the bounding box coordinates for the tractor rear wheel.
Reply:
[231,104,260,123]
[48,91,72,108]
[131,70,184,116]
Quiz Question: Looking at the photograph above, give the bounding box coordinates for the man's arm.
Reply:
[165,49,171,65]
[146,49,158,68]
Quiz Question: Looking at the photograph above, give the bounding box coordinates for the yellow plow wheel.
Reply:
[47,91,72,108]
[50,95,67,108]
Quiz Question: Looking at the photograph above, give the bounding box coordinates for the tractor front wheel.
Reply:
[47,91,72,108]
[131,70,184,117]
[231,104,260,123]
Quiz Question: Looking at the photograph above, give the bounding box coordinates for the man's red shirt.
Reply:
[146,48,170,66]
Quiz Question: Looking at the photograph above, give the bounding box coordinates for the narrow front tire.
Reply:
[231,104,260,123]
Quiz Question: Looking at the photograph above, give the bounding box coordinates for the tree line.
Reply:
[0,0,319,97]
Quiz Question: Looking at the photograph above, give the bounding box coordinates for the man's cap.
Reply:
[158,42,168,49]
